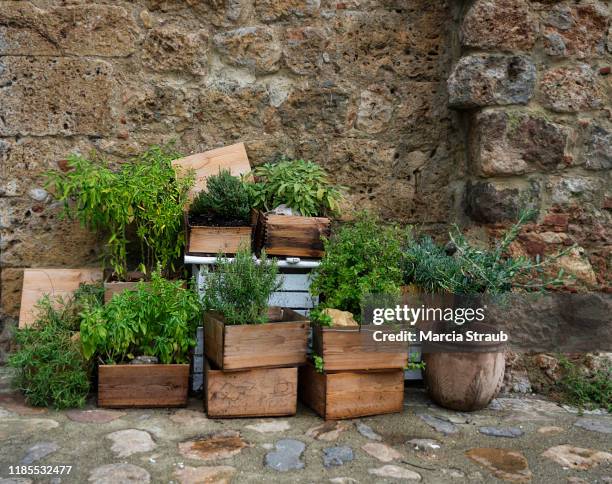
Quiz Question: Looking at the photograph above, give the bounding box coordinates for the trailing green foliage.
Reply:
[248,159,343,217]
[46,145,193,280]
[404,210,568,294]
[310,213,404,318]
[203,248,281,325]
[8,284,104,409]
[189,169,252,224]
[309,307,333,327]
[80,269,202,364]
[556,357,611,413]
[313,355,325,373]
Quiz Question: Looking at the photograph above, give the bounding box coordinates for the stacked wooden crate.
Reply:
[202,307,310,418]
[299,325,408,420]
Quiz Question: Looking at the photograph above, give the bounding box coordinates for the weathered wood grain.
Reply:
[103,281,140,303]
[312,325,409,371]
[204,308,309,370]
[205,360,297,417]
[98,364,189,408]
[255,212,331,258]
[172,142,251,201]
[19,268,102,328]
[187,225,252,255]
[299,363,404,420]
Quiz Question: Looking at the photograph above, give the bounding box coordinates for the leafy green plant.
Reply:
[248,159,344,217]
[404,210,569,295]
[405,352,426,371]
[203,248,281,325]
[189,169,252,225]
[80,269,202,364]
[46,145,193,280]
[310,213,404,318]
[8,284,104,409]
[313,355,325,373]
[309,307,333,327]
[556,356,611,412]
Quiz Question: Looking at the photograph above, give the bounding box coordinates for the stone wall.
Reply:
[0,0,610,362]
[452,0,611,290]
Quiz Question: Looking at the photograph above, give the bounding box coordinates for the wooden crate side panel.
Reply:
[222,321,309,370]
[103,281,140,304]
[315,326,409,371]
[172,142,251,201]
[325,370,404,419]
[188,226,252,255]
[98,364,189,408]
[206,364,297,417]
[298,364,327,418]
[262,215,330,258]
[19,268,103,328]
[204,313,225,368]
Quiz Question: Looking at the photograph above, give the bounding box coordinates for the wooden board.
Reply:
[187,225,252,256]
[312,325,409,371]
[255,212,331,258]
[19,268,103,328]
[172,142,251,202]
[98,364,189,408]
[299,363,404,420]
[205,360,297,417]
[103,281,140,303]
[204,308,309,370]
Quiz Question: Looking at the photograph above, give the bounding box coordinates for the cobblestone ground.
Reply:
[0,368,610,484]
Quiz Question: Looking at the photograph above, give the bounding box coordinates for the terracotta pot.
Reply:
[422,323,505,411]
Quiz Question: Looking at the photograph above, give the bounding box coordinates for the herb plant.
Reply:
[556,356,611,412]
[203,248,281,325]
[248,159,343,217]
[46,145,193,280]
[80,269,202,364]
[189,170,252,225]
[310,213,404,318]
[8,284,104,409]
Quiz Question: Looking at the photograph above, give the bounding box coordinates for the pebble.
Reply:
[88,463,150,484]
[418,414,458,435]
[106,429,156,458]
[306,421,347,441]
[174,465,236,484]
[323,446,354,467]
[368,465,421,480]
[179,431,247,461]
[466,447,532,481]
[265,439,306,472]
[246,420,291,433]
[407,438,441,452]
[573,418,612,434]
[356,423,382,441]
[361,442,402,463]
[478,426,524,438]
[542,445,612,470]
[21,442,59,465]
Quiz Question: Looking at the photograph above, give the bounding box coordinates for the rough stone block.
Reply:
[283,27,328,75]
[0,57,116,136]
[543,3,609,59]
[465,180,539,223]
[355,84,394,134]
[213,26,281,74]
[143,26,209,75]
[461,0,537,52]
[0,267,23,319]
[549,176,602,206]
[448,55,536,109]
[582,122,611,170]
[471,110,571,176]
[255,0,320,22]
[539,64,604,113]
[0,3,138,57]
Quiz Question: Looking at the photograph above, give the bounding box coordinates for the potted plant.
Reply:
[403,210,567,411]
[185,170,254,255]
[9,283,104,409]
[249,159,343,258]
[202,248,309,417]
[46,145,193,300]
[301,214,408,419]
[80,269,202,408]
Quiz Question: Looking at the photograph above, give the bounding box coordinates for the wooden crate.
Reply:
[186,220,253,256]
[19,268,103,328]
[205,360,297,417]
[299,363,404,420]
[103,281,140,303]
[204,308,309,370]
[312,325,409,371]
[98,364,189,408]
[255,212,331,258]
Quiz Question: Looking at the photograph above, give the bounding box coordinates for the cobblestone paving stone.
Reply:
[0,370,610,483]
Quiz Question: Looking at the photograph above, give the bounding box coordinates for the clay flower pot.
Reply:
[422,322,505,411]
